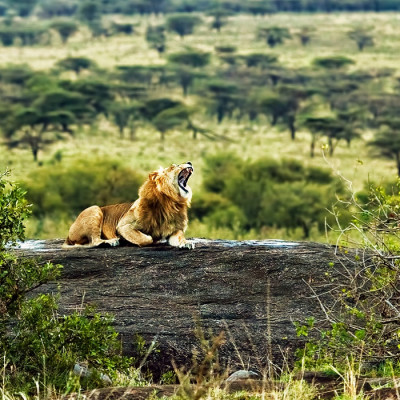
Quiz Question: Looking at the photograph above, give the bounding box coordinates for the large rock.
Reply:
[16,238,357,374]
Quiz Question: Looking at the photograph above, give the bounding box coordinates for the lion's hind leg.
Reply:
[63,205,119,249]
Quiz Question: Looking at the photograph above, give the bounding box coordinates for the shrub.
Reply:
[0,170,134,393]
[22,159,145,220]
[195,154,350,238]
[295,180,400,373]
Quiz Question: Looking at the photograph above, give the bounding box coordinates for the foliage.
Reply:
[37,0,78,18]
[0,170,31,249]
[241,53,278,68]
[168,50,210,68]
[56,56,97,74]
[110,100,142,139]
[7,0,38,17]
[78,0,102,35]
[313,56,355,69]
[8,296,131,390]
[258,26,291,48]
[348,27,374,51]
[60,78,114,116]
[112,21,134,35]
[193,154,350,238]
[0,170,135,393]
[166,13,202,38]
[0,84,97,161]
[0,22,48,46]
[49,18,79,43]
[204,79,239,123]
[152,104,192,141]
[295,181,400,373]
[207,7,232,32]
[2,106,73,162]
[369,125,400,176]
[21,158,145,219]
[145,24,166,54]
[295,27,314,46]
[303,116,349,157]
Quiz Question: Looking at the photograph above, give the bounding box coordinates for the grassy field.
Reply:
[0,12,398,241]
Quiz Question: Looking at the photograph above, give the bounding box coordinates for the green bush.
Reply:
[295,181,400,374]
[0,170,135,393]
[22,159,145,219]
[11,295,131,390]
[194,154,350,238]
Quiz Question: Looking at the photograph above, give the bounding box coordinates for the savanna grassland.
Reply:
[1,11,399,241]
[5,7,400,399]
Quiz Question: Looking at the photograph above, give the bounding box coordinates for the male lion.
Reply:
[63,162,194,249]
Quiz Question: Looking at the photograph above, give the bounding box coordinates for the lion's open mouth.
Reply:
[178,167,193,193]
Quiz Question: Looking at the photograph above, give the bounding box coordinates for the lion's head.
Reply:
[141,162,194,202]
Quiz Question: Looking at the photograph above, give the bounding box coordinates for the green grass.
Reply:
[1,12,399,241]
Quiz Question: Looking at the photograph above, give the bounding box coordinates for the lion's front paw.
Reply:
[168,232,195,249]
[108,238,120,247]
[180,241,195,250]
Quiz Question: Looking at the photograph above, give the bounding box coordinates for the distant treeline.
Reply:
[2,0,399,18]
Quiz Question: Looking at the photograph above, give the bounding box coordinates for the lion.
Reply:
[63,162,194,249]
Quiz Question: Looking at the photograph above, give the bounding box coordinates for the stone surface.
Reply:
[15,238,360,374]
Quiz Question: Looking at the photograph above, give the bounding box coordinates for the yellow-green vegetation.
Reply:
[1,12,400,241]
[3,6,400,399]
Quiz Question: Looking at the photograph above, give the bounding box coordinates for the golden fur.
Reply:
[63,162,194,249]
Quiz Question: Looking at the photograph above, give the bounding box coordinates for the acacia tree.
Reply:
[257,85,310,140]
[152,105,191,142]
[9,0,38,16]
[241,53,278,69]
[50,19,79,44]
[2,89,93,161]
[140,98,182,142]
[207,8,231,32]
[296,27,314,46]
[168,50,210,96]
[205,80,239,123]
[312,55,355,70]
[257,26,291,48]
[166,14,202,39]
[78,0,103,36]
[303,116,347,157]
[60,79,114,117]
[145,24,166,55]
[56,56,97,75]
[336,109,363,147]
[109,101,142,140]
[348,27,374,51]
[4,107,74,162]
[369,124,400,176]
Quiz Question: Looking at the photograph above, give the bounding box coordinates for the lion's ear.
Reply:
[149,171,159,181]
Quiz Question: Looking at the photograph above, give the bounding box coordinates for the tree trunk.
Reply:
[289,119,296,140]
[328,137,334,157]
[17,239,361,376]
[310,137,316,157]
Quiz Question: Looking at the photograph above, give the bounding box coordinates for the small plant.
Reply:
[173,325,227,400]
